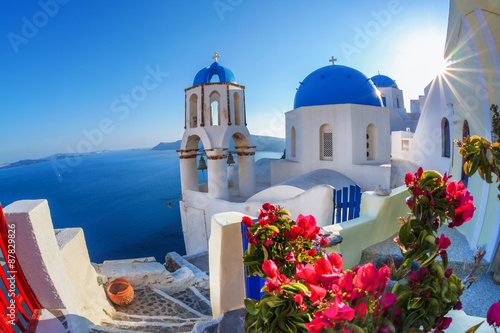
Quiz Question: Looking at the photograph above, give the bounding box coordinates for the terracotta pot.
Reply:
[106,278,134,306]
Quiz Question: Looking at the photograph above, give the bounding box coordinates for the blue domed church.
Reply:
[271,60,392,190]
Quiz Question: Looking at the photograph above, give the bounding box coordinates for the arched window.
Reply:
[291,126,296,157]
[461,120,470,185]
[320,124,333,160]
[442,117,451,158]
[396,95,400,108]
[234,92,241,126]
[366,123,376,160]
[209,91,221,126]
[189,94,198,128]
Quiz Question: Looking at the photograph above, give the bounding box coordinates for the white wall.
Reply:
[275,104,391,191]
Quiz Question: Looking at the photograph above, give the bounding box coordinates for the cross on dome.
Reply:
[329,56,338,65]
[212,51,220,62]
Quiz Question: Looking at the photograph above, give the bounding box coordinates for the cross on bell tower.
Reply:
[212,51,220,62]
[329,56,338,65]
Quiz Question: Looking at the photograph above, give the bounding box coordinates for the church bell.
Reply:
[197,156,207,170]
[227,152,235,165]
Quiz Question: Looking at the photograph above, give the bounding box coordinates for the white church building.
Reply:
[177,53,419,255]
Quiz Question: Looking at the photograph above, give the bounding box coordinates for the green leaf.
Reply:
[465,321,485,333]
[403,308,425,330]
[244,298,258,315]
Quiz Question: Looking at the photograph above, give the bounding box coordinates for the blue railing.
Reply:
[333,185,362,223]
[241,223,266,300]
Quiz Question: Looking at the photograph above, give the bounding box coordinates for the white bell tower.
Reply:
[177,53,256,254]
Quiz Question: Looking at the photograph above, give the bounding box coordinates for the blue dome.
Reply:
[193,62,236,86]
[370,74,398,89]
[294,65,383,109]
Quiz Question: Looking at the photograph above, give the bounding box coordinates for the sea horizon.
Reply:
[0,149,281,263]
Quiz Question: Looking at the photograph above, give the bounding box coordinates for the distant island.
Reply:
[0,151,109,170]
[152,135,285,152]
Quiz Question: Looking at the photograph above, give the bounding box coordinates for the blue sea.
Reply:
[0,149,280,263]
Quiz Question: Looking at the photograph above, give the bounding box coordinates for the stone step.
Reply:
[99,319,197,333]
[359,227,490,276]
[113,287,211,320]
[169,286,212,317]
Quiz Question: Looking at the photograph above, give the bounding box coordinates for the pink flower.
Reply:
[338,271,354,293]
[242,216,254,228]
[318,237,329,247]
[445,268,453,278]
[435,234,451,250]
[434,317,452,331]
[487,301,500,327]
[263,238,273,246]
[453,301,462,310]
[379,292,397,311]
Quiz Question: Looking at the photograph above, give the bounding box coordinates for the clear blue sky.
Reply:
[0,0,450,163]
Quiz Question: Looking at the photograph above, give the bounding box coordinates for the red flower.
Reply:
[258,218,268,227]
[296,214,318,239]
[355,303,367,317]
[294,293,303,305]
[445,268,453,278]
[265,280,280,293]
[328,253,343,271]
[323,298,355,321]
[307,248,318,257]
[296,263,319,285]
[264,238,273,246]
[413,187,423,195]
[416,167,423,177]
[262,260,279,279]
[242,216,254,228]
[318,237,329,247]
[354,262,379,291]
[453,301,462,310]
[285,251,296,262]
[405,172,414,186]
[406,198,414,209]
[451,202,475,227]
[435,234,451,250]
[338,271,354,293]
[309,284,327,303]
[487,301,500,327]
[246,231,258,244]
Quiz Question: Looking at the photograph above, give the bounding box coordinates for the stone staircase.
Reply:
[90,252,213,333]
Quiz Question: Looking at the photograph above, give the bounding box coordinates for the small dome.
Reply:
[370,74,398,89]
[294,65,383,109]
[193,61,236,86]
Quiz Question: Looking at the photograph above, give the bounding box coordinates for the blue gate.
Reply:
[241,223,266,300]
[333,185,362,223]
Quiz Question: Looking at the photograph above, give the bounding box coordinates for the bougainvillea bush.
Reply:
[242,168,481,333]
